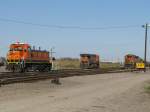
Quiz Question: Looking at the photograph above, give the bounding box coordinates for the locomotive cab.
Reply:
[6,42,31,72]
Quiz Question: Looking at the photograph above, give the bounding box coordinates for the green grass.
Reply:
[55,58,80,69]
[100,62,122,69]
[54,58,122,70]
[144,84,150,93]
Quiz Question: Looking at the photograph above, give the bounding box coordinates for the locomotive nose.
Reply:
[7,51,21,60]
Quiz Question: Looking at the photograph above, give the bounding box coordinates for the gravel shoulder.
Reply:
[0,71,150,112]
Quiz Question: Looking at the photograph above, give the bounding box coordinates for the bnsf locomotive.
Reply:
[80,54,100,69]
[124,54,144,69]
[6,42,52,72]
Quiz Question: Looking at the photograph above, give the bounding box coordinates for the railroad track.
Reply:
[0,68,137,86]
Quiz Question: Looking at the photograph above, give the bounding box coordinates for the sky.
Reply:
[0,0,150,61]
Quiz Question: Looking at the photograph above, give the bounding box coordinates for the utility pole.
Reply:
[50,47,55,70]
[50,47,55,60]
[142,23,149,72]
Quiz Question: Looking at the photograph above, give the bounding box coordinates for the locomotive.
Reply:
[6,42,52,72]
[124,54,144,69]
[80,54,100,69]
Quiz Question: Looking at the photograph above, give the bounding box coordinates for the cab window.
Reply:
[9,48,13,51]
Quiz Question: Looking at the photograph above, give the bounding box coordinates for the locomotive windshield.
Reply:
[9,46,23,51]
[9,44,31,52]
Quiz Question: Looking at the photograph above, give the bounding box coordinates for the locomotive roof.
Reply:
[10,42,49,52]
[11,42,29,45]
[31,49,49,53]
[125,54,140,56]
[125,54,144,60]
[11,43,30,47]
[80,54,99,57]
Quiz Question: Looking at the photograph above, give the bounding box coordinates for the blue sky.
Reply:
[0,0,150,61]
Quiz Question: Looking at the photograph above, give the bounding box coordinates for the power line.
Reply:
[0,17,140,30]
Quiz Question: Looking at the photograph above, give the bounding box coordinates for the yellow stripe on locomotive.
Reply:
[136,62,145,69]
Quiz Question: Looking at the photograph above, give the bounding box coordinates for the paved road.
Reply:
[0,71,150,112]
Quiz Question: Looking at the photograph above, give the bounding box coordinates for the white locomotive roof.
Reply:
[14,42,25,44]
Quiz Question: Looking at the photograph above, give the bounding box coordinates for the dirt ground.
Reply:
[0,71,150,112]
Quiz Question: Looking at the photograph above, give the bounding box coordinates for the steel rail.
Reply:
[0,68,139,86]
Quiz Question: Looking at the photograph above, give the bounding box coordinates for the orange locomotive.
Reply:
[6,42,52,72]
[80,54,100,69]
[124,54,143,69]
